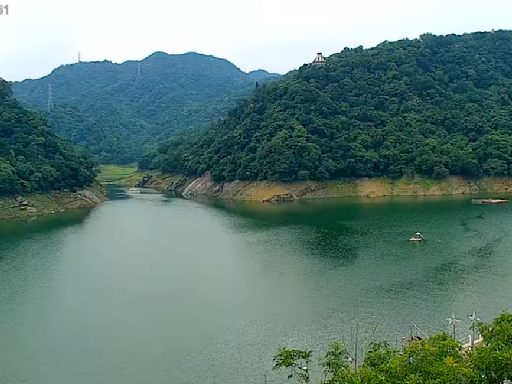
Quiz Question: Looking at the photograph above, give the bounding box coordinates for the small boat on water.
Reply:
[471,198,509,204]
[128,187,141,194]
[409,232,425,242]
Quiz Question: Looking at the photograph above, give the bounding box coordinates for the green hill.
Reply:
[0,78,96,195]
[12,52,280,164]
[247,69,282,82]
[142,30,512,182]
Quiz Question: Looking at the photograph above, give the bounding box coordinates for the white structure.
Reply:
[311,52,326,66]
[463,334,483,351]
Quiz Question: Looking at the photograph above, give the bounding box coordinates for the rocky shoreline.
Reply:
[129,172,512,202]
[0,185,107,221]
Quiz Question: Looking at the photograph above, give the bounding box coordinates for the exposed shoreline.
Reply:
[0,184,107,221]
[125,172,512,202]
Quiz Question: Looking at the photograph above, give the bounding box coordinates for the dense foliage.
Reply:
[273,312,512,384]
[13,52,280,164]
[0,79,96,195]
[144,31,512,182]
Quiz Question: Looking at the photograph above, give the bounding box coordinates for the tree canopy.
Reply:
[0,78,96,195]
[273,312,512,384]
[12,52,280,164]
[143,31,512,182]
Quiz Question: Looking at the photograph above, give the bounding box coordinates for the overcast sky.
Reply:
[1,0,511,81]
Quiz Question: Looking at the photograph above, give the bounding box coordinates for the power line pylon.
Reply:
[137,63,142,81]
[47,84,54,113]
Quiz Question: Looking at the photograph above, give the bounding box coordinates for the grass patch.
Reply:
[417,178,442,190]
[325,180,359,197]
[97,165,139,183]
[394,177,441,190]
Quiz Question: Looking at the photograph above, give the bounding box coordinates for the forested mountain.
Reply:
[142,31,512,182]
[12,52,280,164]
[247,69,282,82]
[0,79,96,195]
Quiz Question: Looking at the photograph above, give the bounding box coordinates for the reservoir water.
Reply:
[0,189,511,384]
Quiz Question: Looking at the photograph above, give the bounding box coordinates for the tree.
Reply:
[145,31,512,183]
[469,312,512,383]
[12,54,281,164]
[0,158,19,194]
[362,341,398,369]
[273,348,313,384]
[272,312,512,384]
[0,78,96,195]
[320,342,353,384]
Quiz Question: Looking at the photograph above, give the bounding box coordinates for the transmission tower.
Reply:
[136,62,142,81]
[47,84,54,113]
[78,52,81,63]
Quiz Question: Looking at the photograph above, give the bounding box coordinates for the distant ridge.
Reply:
[12,52,281,164]
[248,69,282,81]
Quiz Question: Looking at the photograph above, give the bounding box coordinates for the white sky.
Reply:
[1,0,511,81]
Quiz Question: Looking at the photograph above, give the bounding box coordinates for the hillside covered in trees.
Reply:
[142,31,512,182]
[0,79,96,195]
[13,52,280,164]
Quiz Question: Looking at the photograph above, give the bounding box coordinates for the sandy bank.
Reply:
[125,173,512,202]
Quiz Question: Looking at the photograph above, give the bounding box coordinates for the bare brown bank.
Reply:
[134,173,512,202]
[0,185,107,221]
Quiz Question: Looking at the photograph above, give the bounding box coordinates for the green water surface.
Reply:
[0,190,511,384]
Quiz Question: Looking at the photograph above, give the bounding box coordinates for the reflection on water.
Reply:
[199,195,512,333]
[0,209,91,239]
[107,186,167,200]
[0,210,92,267]
[202,198,363,266]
